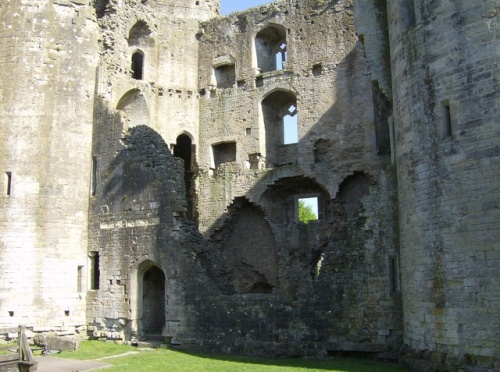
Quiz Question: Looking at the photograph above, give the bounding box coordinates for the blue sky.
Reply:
[220,0,274,15]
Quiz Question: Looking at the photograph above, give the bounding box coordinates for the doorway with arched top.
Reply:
[142,265,165,336]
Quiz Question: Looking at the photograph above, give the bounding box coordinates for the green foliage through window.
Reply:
[298,199,317,223]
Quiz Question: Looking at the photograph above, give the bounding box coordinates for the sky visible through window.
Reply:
[220,0,274,15]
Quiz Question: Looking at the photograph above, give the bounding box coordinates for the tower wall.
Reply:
[388,0,500,368]
[0,0,99,330]
[86,0,220,340]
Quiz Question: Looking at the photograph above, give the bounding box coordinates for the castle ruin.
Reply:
[0,0,499,370]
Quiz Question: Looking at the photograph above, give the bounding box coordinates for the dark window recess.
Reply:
[174,134,195,219]
[131,51,144,80]
[389,256,398,293]
[90,252,100,290]
[5,172,12,196]
[213,142,236,168]
[372,80,392,155]
[312,63,323,77]
[214,64,236,89]
[443,101,452,138]
[91,157,97,196]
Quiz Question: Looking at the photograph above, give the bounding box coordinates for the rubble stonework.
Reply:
[0,0,498,370]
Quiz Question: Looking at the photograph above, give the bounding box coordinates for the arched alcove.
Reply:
[116,89,150,128]
[128,20,155,48]
[214,197,278,294]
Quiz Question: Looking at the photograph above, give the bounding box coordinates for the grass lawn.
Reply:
[58,341,409,372]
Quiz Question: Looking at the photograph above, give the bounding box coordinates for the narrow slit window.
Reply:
[131,51,144,80]
[5,172,11,196]
[298,196,319,223]
[443,101,452,138]
[91,156,97,196]
[90,252,100,290]
[77,266,84,293]
[389,256,399,293]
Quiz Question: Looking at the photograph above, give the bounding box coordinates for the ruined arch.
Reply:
[254,24,287,73]
[116,89,150,128]
[209,197,278,294]
[128,20,155,48]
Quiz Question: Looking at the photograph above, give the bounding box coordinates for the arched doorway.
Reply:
[142,266,165,335]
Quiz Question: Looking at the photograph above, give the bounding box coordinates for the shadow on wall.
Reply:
[187,39,400,355]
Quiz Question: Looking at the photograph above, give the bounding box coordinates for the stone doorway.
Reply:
[142,266,165,335]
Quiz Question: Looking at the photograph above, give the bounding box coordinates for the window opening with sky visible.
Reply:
[298,197,318,223]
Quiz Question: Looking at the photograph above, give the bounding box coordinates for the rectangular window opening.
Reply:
[90,252,100,290]
[297,196,319,223]
[212,142,237,168]
[213,64,236,89]
[5,172,12,196]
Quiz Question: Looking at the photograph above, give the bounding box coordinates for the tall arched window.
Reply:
[255,25,287,73]
[131,51,144,80]
[261,90,298,165]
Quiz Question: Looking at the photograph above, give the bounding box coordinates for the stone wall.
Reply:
[0,0,98,331]
[388,0,500,369]
[188,0,402,358]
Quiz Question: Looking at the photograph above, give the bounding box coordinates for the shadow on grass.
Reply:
[169,349,409,372]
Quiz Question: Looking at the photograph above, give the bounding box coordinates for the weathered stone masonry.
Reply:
[0,0,498,370]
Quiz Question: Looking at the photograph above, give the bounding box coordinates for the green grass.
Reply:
[59,341,409,372]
